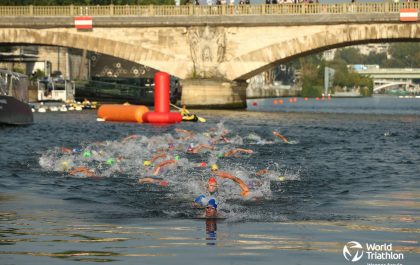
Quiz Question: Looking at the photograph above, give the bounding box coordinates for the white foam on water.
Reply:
[38,123,301,220]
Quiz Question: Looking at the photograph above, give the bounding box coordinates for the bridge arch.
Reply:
[0,28,191,79]
[223,23,420,81]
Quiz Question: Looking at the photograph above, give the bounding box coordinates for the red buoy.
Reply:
[142,72,182,124]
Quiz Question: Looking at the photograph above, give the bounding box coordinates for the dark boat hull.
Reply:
[0,95,34,125]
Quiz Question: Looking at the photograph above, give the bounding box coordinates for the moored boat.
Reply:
[0,69,34,125]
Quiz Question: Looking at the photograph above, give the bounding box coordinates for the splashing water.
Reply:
[39,122,300,221]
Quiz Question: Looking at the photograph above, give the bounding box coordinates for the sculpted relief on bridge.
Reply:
[187,26,226,79]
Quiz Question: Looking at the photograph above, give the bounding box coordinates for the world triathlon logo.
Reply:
[343,241,364,262]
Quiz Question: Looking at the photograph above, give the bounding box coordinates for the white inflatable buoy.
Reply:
[38,107,46,113]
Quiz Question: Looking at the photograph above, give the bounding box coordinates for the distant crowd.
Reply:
[181,0,321,5]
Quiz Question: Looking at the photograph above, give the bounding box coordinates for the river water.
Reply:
[0,96,419,265]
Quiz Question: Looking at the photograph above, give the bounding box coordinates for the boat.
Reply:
[0,69,34,125]
[37,75,75,102]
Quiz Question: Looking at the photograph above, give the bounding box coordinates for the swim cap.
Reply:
[174,155,180,160]
[61,161,70,170]
[106,158,114,165]
[83,151,92,158]
[217,153,224,158]
[279,176,286,181]
[207,199,218,209]
[159,180,169,187]
[187,147,193,152]
[143,160,151,166]
[200,162,207,167]
[208,177,217,185]
[194,194,206,204]
[211,164,219,171]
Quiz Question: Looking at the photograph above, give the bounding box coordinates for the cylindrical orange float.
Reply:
[98,104,149,123]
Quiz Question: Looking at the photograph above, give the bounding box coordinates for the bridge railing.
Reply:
[0,3,419,17]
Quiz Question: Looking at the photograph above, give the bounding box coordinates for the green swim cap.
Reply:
[106,158,114,165]
[83,151,92,158]
[217,153,224,158]
[175,155,180,160]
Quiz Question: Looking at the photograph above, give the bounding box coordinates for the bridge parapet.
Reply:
[0,3,418,17]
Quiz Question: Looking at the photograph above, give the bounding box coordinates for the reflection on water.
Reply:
[0,96,419,264]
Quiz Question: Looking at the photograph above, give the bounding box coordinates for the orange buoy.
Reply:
[279,99,284,105]
[273,99,278,105]
[97,104,149,123]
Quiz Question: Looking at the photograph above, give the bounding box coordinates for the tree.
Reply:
[387,43,420,68]
[334,47,363,65]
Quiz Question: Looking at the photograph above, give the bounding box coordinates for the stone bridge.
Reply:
[0,3,419,107]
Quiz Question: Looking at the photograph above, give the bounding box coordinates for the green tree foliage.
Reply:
[333,47,364,65]
[294,47,376,97]
[334,43,420,68]
[298,55,325,97]
[385,43,420,68]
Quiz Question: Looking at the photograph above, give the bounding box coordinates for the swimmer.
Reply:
[175,128,195,141]
[187,144,215,154]
[138,177,169,187]
[273,131,289,143]
[210,129,230,144]
[193,177,218,208]
[204,199,218,218]
[223,148,253,157]
[68,166,97,178]
[122,134,140,143]
[255,168,269,176]
[150,152,167,163]
[60,147,72,153]
[211,165,249,197]
[153,159,176,175]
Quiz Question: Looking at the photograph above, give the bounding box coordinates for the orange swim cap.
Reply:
[208,177,217,185]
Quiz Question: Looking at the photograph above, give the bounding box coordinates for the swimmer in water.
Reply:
[193,177,218,208]
[211,164,250,197]
[273,131,289,143]
[175,128,195,141]
[204,199,218,218]
[150,152,167,163]
[187,144,215,154]
[138,177,169,187]
[223,148,253,157]
[68,166,98,178]
[255,168,269,176]
[153,159,177,176]
[122,134,140,143]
